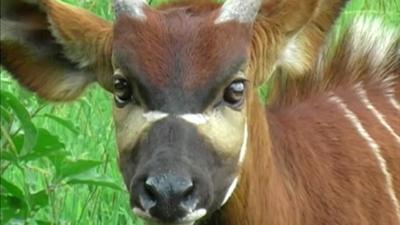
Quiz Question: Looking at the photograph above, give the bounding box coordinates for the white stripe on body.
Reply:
[387,91,400,112]
[389,96,400,112]
[356,84,400,145]
[330,95,400,220]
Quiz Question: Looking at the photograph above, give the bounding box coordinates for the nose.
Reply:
[138,174,199,221]
[145,174,194,201]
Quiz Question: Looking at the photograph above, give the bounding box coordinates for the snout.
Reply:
[131,171,211,223]
[119,118,238,224]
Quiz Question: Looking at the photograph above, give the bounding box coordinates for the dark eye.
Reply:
[223,80,246,108]
[113,75,134,107]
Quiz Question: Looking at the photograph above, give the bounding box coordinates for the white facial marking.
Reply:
[115,106,151,152]
[356,84,400,145]
[181,209,207,222]
[221,177,239,207]
[196,108,246,157]
[143,111,169,123]
[179,114,210,125]
[220,122,248,206]
[330,95,400,219]
[218,122,248,206]
[133,207,206,225]
[132,207,152,221]
[238,123,249,165]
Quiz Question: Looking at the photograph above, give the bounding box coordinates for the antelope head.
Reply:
[112,0,261,224]
[2,0,323,224]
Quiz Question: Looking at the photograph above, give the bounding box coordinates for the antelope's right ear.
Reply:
[0,0,113,101]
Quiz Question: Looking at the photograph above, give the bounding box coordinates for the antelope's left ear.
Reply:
[249,0,349,86]
[1,0,113,101]
[273,0,350,75]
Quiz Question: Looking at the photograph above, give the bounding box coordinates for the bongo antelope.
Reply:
[1,0,399,224]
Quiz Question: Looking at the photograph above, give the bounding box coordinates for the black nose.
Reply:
[138,174,198,221]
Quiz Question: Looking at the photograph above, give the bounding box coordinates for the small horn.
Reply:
[114,0,148,20]
[215,0,263,24]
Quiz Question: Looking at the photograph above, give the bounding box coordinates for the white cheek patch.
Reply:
[116,107,248,208]
[143,111,169,122]
[114,106,151,153]
[179,114,210,125]
[220,123,248,207]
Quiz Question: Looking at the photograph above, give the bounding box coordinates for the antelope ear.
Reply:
[0,0,113,101]
[250,0,349,86]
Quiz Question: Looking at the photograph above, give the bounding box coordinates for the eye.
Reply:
[223,80,246,108]
[113,75,134,107]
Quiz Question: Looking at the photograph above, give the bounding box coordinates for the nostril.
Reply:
[136,174,205,222]
[178,179,194,199]
[144,175,195,201]
[144,178,159,201]
[182,181,194,198]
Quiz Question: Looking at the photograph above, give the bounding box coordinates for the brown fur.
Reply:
[3,0,399,225]
[249,0,349,87]
[113,4,251,90]
[213,17,400,225]
[1,0,113,100]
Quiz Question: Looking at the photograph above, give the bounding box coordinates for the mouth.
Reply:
[133,207,207,225]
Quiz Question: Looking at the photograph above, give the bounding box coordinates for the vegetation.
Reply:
[0,0,399,225]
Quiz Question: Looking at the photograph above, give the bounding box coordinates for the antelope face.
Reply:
[112,1,260,224]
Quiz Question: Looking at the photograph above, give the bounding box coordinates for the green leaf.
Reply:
[47,151,71,172]
[35,220,52,225]
[0,91,37,154]
[0,151,17,163]
[30,190,49,211]
[33,129,65,152]
[21,129,65,162]
[0,105,12,125]
[66,175,124,191]
[57,159,102,179]
[11,134,24,153]
[0,177,24,200]
[0,207,13,225]
[0,196,26,224]
[42,114,79,135]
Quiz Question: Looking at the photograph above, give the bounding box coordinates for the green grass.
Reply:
[1,0,399,225]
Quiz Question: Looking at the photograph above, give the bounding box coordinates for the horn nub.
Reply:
[215,0,263,24]
[114,0,148,20]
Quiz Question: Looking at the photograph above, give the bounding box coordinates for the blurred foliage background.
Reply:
[0,0,399,225]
